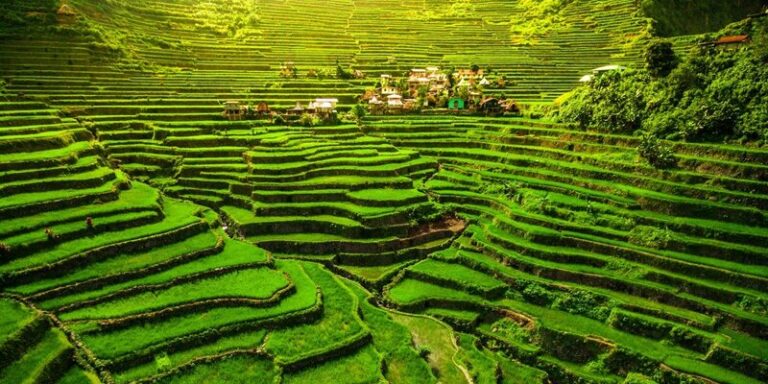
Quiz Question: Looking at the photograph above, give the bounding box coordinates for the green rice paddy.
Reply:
[0,0,766,383]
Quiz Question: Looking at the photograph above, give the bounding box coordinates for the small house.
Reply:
[448,97,465,110]
[454,69,485,85]
[289,101,305,115]
[712,35,751,50]
[369,96,385,115]
[592,65,626,75]
[315,98,338,117]
[222,100,245,121]
[580,65,625,82]
[387,94,404,114]
[57,4,77,24]
[256,102,270,117]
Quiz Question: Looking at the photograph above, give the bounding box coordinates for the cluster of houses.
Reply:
[364,66,517,115]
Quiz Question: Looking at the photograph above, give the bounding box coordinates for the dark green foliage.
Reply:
[628,225,672,249]
[556,18,768,145]
[351,104,366,125]
[637,133,677,169]
[553,289,612,322]
[336,61,352,80]
[0,0,58,28]
[644,40,678,77]
[640,0,765,36]
[298,113,317,127]
[558,70,646,134]
[520,282,557,306]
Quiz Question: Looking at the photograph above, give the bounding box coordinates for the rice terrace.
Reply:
[1,0,768,383]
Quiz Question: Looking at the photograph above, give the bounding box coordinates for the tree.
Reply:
[638,132,677,169]
[445,66,456,90]
[471,64,480,72]
[336,59,351,79]
[644,40,678,77]
[299,113,316,127]
[351,104,366,125]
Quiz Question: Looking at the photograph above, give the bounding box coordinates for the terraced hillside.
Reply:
[1,1,768,384]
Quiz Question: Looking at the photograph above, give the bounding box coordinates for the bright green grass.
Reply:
[387,278,484,307]
[266,262,367,365]
[664,355,764,384]
[14,231,219,297]
[113,330,267,383]
[74,260,317,360]
[347,188,426,202]
[0,141,90,164]
[409,259,506,291]
[338,261,413,282]
[495,354,548,384]
[60,267,289,321]
[388,311,469,384]
[343,278,436,384]
[56,366,101,384]
[424,308,480,323]
[0,170,127,213]
[152,355,277,384]
[0,298,36,342]
[0,182,160,238]
[282,344,385,384]
[456,333,498,384]
[0,329,71,384]
[0,197,201,274]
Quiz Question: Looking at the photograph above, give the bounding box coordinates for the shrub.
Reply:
[336,62,352,79]
[521,283,557,306]
[644,40,678,77]
[298,113,315,127]
[351,104,366,125]
[45,228,59,242]
[637,133,677,169]
[555,18,768,145]
[628,225,672,249]
[0,242,10,256]
[554,289,612,321]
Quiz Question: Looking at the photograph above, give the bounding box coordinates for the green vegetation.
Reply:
[0,1,767,383]
[557,17,768,144]
[640,0,766,36]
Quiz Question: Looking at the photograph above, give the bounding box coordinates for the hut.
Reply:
[256,102,270,118]
[315,98,338,118]
[712,35,751,50]
[222,100,245,121]
[387,94,403,114]
[57,4,77,24]
[369,96,385,115]
[289,101,305,116]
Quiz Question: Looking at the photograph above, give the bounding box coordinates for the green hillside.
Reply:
[1,1,767,384]
[640,0,766,36]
